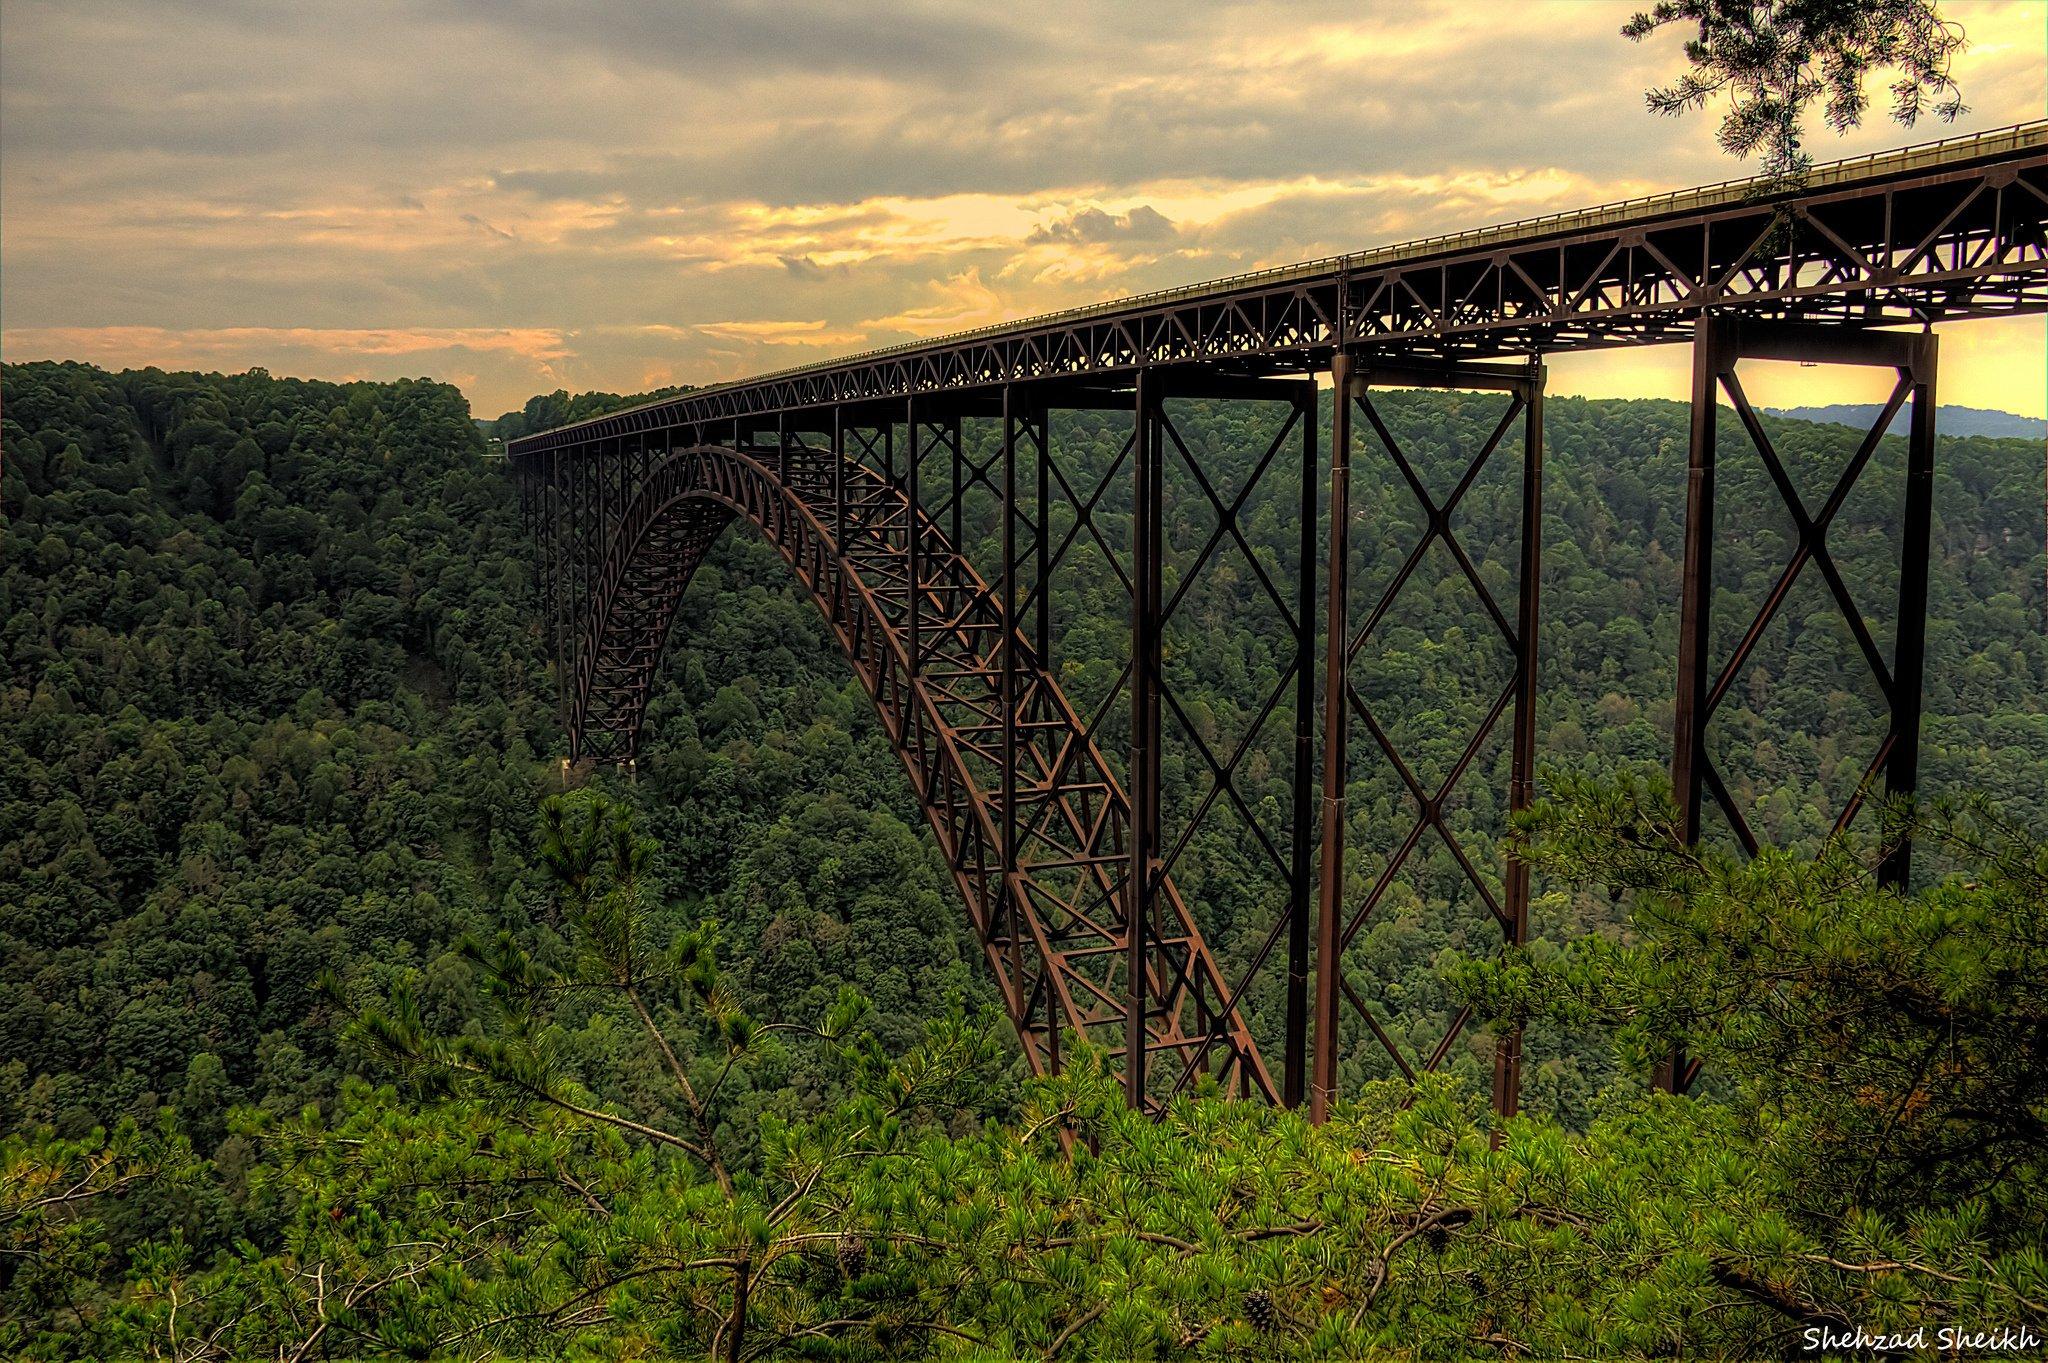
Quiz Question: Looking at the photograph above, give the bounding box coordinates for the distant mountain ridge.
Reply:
[1768,403,2046,440]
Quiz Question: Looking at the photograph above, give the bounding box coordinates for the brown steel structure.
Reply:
[512,123,2048,1117]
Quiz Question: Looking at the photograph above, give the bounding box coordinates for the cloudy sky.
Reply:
[3,0,2043,417]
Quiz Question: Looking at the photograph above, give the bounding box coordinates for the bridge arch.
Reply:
[513,131,2047,1119]
[566,440,1272,1104]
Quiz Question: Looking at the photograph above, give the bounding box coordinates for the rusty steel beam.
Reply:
[1885,350,1939,891]
[1129,372,1160,1106]
[1497,366,1545,1128]
[563,433,1271,1105]
[1285,376,1319,1110]
[510,125,2045,459]
[1660,317,1939,1095]
[1312,350,1355,1125]
[1312,354,1547,1124]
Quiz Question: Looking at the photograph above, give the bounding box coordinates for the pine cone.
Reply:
[1423,1222,1450,1254]
[1243,1288,1276,1333]
[836,1234,870,1279]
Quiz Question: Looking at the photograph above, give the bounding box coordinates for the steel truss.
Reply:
[521,383,1332,1106]
[1311,358,1546,1123]
[511,128,2044,456]
[1657,317,1938,1094]
[511,127,2048,1121]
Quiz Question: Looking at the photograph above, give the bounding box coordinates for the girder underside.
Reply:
[510,138,2048,456]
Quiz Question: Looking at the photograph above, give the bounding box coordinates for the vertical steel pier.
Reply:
[1312,354,1548,1123]
[1659,316,1939,1093]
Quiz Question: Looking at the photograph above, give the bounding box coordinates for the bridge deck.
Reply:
[512,124,2044,1114]
[511,120,2048,457]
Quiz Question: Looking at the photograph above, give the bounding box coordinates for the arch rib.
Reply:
[572,440,1274,1106]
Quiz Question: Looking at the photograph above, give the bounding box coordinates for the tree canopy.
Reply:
[1626,0,1968,180]
[3,360,2044,1356]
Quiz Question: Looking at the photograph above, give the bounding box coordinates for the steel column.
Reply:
[557,444,570,753]
[1883,341,1938,889]
[1312,350,1355,1124]
[1034,409,1051,671]
[1284,385,1319,1109]
[570,448,588,762]
[1661,315,1732,1092]
[1495,361,1546,1125]
[1128,370,1162,1107]
[1671,320,1721,861]
[907,397,921,668]
[1000,386,1025,1023]
[1658,319,1719,1097]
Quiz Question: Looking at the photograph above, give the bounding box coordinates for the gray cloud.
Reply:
[462,213,515,240]
[3,0,2039,415]
[433,0,1040,82]
[1028,204,1176,246]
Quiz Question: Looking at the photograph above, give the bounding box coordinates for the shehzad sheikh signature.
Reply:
[1802,1325,2044,1353]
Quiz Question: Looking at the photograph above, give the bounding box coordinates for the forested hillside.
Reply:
[1772,402,2048,440]
[0,361,989,1143]
[3,361,2045,1358]
[483,386,697,445]
[0,363,553,1140]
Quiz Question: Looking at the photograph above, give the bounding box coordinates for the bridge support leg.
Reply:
[1312,351,1354,1125]
[1496,368,1545,1128]
[1004,391,1061,1071]
[1000,387,1024,1056]
[1128,371,1162,1107]
[1312,354,1547,1125]
[554,447,574,755]
[907,397,921,669]
[1034,404,1051,674]
[1886,356,1937,889]
[1660,315,1938,1094]
[568,446,590,764]
[1284,382,1319,1110]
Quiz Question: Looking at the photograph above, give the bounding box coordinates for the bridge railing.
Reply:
[509,118,2046,455]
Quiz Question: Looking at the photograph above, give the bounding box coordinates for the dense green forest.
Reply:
[3,359,2045,1358]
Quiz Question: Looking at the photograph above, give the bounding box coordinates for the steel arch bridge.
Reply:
[512,122,2048,1118]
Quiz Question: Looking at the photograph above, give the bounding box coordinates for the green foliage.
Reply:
[6,364,2047,1357]
[1455,784,2048,1238]
[1624,0,1968,181]
[87,792,1016,1362]
[19,894,2047,1358]
[0,1118,197,1357]
[1,360,555,1146]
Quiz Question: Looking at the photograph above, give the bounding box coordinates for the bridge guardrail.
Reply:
[509,118,2047,455]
